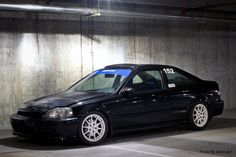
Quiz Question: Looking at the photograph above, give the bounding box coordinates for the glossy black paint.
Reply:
[10,64,224,139]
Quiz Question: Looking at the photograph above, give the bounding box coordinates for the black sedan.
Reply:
[11,64,224,145]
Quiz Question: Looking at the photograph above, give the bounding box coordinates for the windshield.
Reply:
[67,69,132,94]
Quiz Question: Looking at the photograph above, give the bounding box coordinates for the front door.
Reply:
[110,69,170,129]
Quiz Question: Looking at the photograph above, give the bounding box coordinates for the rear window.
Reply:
[164,68,194,88]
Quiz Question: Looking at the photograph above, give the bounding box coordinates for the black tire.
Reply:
[77,111,108,145]
[189,103,209,130]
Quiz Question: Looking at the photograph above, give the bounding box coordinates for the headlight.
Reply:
[45,107,73,119]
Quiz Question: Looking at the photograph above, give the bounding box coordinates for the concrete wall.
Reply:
[0,12,235,129]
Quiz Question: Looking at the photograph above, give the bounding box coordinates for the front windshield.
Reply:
[67,69,132,94]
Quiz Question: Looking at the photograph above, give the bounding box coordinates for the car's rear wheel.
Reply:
[190,103,209,130]
[78,112,108,145]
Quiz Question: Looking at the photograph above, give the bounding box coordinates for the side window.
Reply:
[127,70,163,93]
[132,75,143,84]
[164,68,194,88]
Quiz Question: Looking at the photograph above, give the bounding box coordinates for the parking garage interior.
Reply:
[0,0,236,157]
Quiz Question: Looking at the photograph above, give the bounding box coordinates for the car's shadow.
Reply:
[0,117,235,151]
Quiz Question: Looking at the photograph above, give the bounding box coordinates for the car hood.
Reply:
[23,91,108,111]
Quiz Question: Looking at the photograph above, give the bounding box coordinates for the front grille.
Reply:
[12,121,31,133]
[11,120,57,136]
[17,110,43,118]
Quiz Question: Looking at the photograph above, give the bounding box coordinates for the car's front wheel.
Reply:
[190,103,209,130]
[78,112,108,145]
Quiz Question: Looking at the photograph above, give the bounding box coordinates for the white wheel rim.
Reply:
[81,114,106,143]
[193,104,208,127]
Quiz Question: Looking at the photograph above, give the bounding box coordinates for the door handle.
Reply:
[158,95,167,99]
[132,100,143,104]
[181,90,190,93]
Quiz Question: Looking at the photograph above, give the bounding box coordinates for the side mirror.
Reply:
[121,87,134,95]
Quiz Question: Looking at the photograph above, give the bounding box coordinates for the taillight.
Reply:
[215,90,221,96]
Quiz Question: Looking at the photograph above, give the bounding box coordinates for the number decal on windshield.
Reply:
[163,68,175,74]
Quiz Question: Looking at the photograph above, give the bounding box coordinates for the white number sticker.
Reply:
[163,68,175,74]
[168,83,176,88]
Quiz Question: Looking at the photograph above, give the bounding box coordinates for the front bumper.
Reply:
[10,114,79,140]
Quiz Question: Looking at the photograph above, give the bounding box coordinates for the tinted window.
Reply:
[132,75,143,84]
[127,70,163,93]
[68,69,131,93]
[164,68,194,88]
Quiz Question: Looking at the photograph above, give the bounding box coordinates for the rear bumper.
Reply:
[210,99,224,116]
[10,114,79,140]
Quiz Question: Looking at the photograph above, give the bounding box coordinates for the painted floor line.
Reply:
[106,145,172,157]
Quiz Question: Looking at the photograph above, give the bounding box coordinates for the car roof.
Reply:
[104,64,174,69]
[105,64,202,81]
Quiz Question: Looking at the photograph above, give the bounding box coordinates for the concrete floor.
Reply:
[0,110,235,157]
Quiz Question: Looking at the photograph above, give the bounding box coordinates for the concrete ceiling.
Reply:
[43,0,236,13]
[0,0,235,22]
[1,0,236,14]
